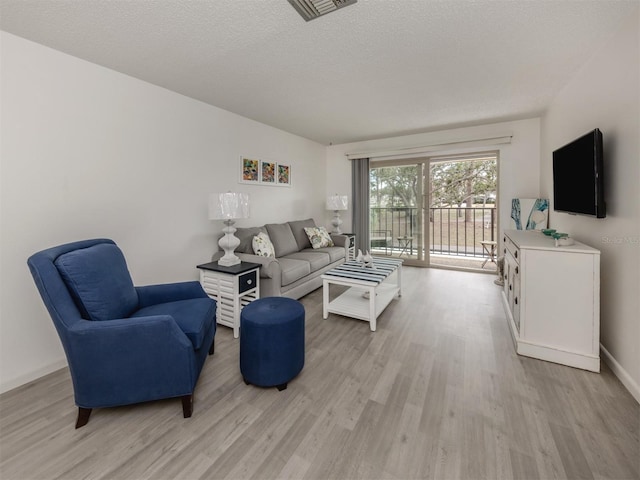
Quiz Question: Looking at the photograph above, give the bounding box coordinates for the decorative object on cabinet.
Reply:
[501,230,600,372]
[510,198,549,230]
[197,261,260,338]
[326,194,348,234]
[209,192,250,267]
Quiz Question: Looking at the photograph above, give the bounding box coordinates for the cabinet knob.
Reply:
[515,297,518,305]
[515,251,518,259]
[247,279,252,285]
[509,284,512,291]
[515,267,519,275]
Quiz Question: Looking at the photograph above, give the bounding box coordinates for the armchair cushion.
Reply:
[131,298,216,350]
[54,243,138,321]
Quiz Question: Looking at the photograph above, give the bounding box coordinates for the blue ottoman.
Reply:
[240,297,305,391]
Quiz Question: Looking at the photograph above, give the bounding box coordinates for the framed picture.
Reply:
[260,160,276,184]
[239,156,291,187]
[239,156,259,184]
[277,163,291,186]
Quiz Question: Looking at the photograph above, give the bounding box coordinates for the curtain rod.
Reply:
[345,134,513,160]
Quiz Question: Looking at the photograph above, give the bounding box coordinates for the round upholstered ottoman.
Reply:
[240,297,305,391]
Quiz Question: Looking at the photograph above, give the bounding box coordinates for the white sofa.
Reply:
[212,218,348,299]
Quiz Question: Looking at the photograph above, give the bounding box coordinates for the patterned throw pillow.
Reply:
[252,232,275,257]
[304,226,334,249]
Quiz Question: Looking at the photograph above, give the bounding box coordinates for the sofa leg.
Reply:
[208,338,215,355]
[76,407,92,428]
[181,395,193,418]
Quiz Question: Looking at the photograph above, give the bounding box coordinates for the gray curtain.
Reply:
[351,157,370,253]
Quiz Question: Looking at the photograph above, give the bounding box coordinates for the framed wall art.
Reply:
[239,156,291,187]
[277,163,291,186]
[239,156,259,184]
[261,160,276,184]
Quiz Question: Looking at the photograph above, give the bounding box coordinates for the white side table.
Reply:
[342,233,356,260]
[197,261,260,338]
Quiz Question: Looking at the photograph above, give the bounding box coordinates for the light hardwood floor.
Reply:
[1,267,638,480]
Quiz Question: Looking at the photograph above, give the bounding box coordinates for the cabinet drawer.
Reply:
[239,270,257,294]
[503,234,520,263]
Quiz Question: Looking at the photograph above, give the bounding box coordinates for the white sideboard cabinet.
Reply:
[501,230,600,372]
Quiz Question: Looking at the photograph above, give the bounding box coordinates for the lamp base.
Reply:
[218,255,241,267]
[331,210,343,234]
[218,220,241,267]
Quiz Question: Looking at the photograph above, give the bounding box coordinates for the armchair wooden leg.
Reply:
[76,407,92,428]
[181,395,193,418]
[208,338,215,355]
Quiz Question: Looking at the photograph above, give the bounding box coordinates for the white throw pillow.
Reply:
[252,232,275,257]
[304,226,334,249]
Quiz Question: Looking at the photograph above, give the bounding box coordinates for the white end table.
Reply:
[197,261,260,338]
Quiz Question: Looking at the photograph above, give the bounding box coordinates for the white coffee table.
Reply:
[321,257,403,331]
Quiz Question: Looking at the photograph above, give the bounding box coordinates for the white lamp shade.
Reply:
[326,195,348,211]
[209,192,250,220]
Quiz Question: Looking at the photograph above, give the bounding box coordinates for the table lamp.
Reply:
[326,194,348,234]
[209,192,250,266]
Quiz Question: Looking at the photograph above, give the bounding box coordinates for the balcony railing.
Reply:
[370,206,496,258]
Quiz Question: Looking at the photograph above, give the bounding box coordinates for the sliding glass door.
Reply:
[368,152,498,271]
[369,159,428,267]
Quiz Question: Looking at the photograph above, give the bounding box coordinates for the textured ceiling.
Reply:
[1,0,637,145]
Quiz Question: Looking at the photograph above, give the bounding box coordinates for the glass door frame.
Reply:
[369,157,430,268]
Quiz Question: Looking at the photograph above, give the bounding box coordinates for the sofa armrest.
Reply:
[136,281,207,308]
[330,234,348,247]
[211,251,281,279]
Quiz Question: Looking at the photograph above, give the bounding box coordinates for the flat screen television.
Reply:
[552,128,606,218]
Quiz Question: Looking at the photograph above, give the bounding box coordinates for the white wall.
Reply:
[326,118,542,237]
[0,32,326,393]
[540,13,640,401]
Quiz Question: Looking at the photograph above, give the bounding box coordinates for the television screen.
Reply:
[552,129,606,218]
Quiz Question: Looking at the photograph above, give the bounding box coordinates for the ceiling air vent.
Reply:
[287,0,357,21]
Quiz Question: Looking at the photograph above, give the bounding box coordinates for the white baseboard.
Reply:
[600,344,640,404]
[0,358,67,395]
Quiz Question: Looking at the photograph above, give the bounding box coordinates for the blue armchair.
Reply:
[27,239,216,428]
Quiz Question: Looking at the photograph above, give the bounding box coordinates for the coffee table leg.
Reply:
[369,286,376,331]
[323,279,329,319]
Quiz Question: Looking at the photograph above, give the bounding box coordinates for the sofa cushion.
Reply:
[231,226,268,254]
[283,251,330,272]
[265,223,299,257]
[302,246,345,263]
[304,226,335,249]
[252,232,275,257]
[131,298,215,350]
[288,218,316,251]
[55,243,139,321]
[277,257,311,286]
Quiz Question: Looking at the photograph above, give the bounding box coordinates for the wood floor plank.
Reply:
[1,266,638,480]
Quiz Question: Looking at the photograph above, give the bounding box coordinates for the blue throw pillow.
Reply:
[55,243,139,321]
